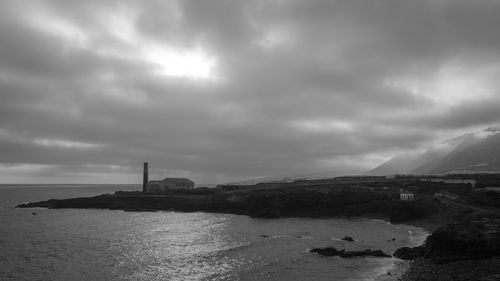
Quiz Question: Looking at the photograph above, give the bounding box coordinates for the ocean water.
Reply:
[0,185,428,281]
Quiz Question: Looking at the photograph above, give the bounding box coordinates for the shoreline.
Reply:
[374,259,411,281]
[377,221,431,281]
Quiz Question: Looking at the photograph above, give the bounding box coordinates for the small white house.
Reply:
[400,190,414,201]
[400,193,414,200]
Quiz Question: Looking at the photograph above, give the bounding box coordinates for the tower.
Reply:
[143,162,148,192]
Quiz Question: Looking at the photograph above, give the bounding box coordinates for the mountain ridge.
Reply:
[369,128,500,176]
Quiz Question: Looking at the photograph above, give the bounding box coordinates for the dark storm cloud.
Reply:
[1,0,500,183]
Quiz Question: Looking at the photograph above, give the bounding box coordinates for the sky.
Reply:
[1,0,500,184]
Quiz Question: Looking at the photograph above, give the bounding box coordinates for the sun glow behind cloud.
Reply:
[95,3,219,81]
[143,45,218,80]
[22,1,220,82]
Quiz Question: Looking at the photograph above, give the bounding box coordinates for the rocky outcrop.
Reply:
[424,215,500,262]
[394,213,500,263]
[341,236,354,242]
[311,247,391,258]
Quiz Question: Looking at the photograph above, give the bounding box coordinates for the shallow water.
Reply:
[0,185,428,281]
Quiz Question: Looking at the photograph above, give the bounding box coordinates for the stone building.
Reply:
[146,178,195,192]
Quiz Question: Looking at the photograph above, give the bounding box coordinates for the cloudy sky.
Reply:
[1,0,500,184]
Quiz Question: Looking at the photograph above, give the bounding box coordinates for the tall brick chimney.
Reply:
[143,162,148,192]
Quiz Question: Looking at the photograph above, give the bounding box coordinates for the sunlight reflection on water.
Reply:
[0,189,428,281]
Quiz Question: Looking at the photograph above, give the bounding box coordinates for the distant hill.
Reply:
[369,150,447,176]
[410,133,479,174]
[428,131,500,173]
[228,128,500,185]
[369,128,500,175]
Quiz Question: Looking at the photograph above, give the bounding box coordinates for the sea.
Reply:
[0,184,429,281]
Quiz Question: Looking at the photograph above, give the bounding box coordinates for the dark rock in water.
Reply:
[32,212,37,215]
[311,247,341,256]
[311,247,391,258]
[393,246,425,260]
[341,236,354,242]
[259,235,269,238]
[341,249,392,258]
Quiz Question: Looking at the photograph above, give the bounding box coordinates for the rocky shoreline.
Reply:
[308,212,500,280]
[395,213,500,281]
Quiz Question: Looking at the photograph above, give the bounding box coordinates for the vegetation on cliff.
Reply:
[17,187,443,223]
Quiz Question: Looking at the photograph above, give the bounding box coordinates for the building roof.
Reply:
[161,178,194,184]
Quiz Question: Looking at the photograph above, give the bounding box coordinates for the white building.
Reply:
[400,190,414,200]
